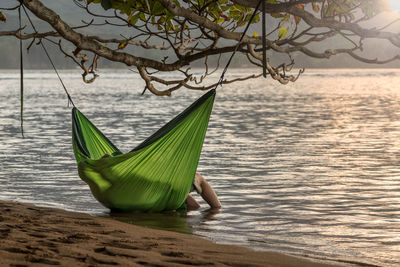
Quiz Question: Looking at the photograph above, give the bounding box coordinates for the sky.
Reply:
[390,0,400,12]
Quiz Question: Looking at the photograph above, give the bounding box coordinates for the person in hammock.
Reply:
[101,154,221,210]
[185,172,222,210]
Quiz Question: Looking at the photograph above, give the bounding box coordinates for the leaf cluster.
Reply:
[79,0,259,32]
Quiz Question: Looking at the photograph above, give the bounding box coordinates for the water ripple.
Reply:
[1,69,400,266]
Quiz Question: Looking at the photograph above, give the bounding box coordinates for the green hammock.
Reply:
[72,89,216,212]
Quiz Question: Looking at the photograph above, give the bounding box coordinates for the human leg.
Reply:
[196,173,221,209]
[186,194,200,210]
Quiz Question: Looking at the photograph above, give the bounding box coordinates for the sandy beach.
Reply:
[0,200,340,267]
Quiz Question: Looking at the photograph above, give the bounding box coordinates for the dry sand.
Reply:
[0,200,341,266]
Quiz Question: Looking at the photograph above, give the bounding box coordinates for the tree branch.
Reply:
[22,0,187,71]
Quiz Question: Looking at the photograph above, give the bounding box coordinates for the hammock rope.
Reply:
[18,5,24,137]
[72,89,216,211]
[215,0,265,88]
[20,4,75,107]
[262,0,267,78]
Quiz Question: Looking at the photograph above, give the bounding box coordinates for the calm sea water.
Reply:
[1,68,400,266]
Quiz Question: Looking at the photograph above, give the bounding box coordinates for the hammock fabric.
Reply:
[72,89,216,212]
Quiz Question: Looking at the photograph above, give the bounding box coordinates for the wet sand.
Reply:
[0,200,341,266]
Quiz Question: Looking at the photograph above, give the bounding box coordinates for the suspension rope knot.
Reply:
[214,0,266,90]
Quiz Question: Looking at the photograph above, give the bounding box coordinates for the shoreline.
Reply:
[0,200,340,266]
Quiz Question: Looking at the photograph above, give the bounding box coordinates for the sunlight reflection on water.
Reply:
[1,69,400,266]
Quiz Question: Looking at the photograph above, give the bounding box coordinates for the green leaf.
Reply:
[129,13,140,25]
[152,1,165,15]
[139,12,147,22]
[278,26,287,39]
[101,0,112,10]
[251,13,260,23]
[157,16,165,24]
[165,10,174,20]
[118,41,128,50]
[0,11,6,22]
